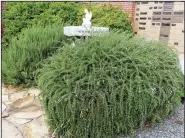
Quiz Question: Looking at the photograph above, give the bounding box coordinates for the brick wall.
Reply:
[1,1,6,10]
[109,2,136,26]
[110,2,135,18]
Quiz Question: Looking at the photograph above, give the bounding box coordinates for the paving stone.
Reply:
[12,95,35,108]
[24,118,50,138]
[15,118,32,125]
[2,119,23,138]
[13,110,43,119]
[2,95,9,102]
[9,91,28,102]
[2,103,6,113]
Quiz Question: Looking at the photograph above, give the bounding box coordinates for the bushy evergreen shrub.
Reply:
[2,2,82,47]
[38,33,183,138]
[2,25,68,86]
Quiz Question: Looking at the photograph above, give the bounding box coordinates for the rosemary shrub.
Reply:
[38,32,183,138]
[2,25,68,86]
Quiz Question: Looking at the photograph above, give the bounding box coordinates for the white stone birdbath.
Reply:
[64,9,109,37]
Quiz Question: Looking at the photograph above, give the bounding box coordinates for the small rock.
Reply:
[13,96,35,108]
[9,91,28,102]
[174,120,184,125]
[2,119,23,138]
[2,103,6,113]
[2,95,9,102]
[33,97,42,107]
[15,118,32,125]
[28,88,41,97]
[13,110,43,119]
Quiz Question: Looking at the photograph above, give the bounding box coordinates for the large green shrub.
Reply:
[2,2,82,47]
[38,33,183,138]
[76,4,133,33]
[2,25,68,86]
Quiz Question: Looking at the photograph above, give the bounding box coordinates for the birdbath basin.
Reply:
[64,26,109,36]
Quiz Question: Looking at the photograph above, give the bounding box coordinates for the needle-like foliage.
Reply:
[38,32,183,138]
[2,25,68,86]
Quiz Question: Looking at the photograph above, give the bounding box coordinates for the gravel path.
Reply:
[130,104,184,138]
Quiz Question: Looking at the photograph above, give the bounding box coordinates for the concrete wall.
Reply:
[134,2,184,53]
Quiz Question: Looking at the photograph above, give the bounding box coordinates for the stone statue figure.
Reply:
[82,9,92,28]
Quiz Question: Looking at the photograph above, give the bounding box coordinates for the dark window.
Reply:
[155,2,158,3]
[141,2,148,4]
[139,27,145,30]
[152,17,161,20]
[160,34,168,37]
[140,17,147,20]
[161,23,170,26]
[134,32,137,34]
[174,12,183,15]
[162,18,171,20]
[148,17,151,20]
[153,12,161,15]
[164,2,173,3]
[163,6,173,10]
[158,7,162,9]
[136,13,139,16]
[140,12,147,15]
[136,8,139,11]
[159,2,163,3]
[182,30,184,33]
[139,22,146,25]
[156,23,160,26]
[135,18,138,20]
[152,23,155,25]
[154,7,157,9]
[172,24,176,26]
[163,12,172,15]
[174,42,178,45]
[149,7,153,9]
